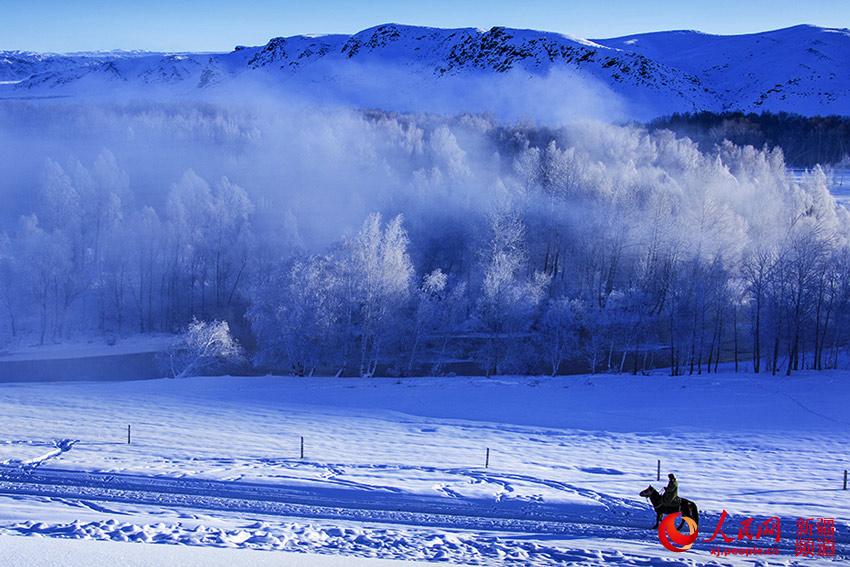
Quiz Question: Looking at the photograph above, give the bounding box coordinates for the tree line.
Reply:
[648,111,850,168]
[1,106,848,376]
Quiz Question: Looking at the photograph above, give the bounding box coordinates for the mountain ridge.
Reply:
[2,23,848,119]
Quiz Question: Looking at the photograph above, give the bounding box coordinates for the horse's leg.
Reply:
[653,511,661,529]
[678,502,695,530]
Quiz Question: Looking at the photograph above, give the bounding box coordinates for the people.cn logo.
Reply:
[658,513,699,552]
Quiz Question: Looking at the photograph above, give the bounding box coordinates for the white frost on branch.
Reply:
[168,318,243,378]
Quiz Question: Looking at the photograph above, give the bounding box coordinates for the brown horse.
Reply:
[639,485,699,530]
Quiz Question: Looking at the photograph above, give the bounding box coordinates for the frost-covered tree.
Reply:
[407,268,448,374]
[539,298,579,376]
[163,170,255,327]
[477,211,549,374]
[126,206,164,333]
[350,213,414,376]
[16,216,73,344]
[249,254,349,376]
[0,233,20,341]
[168,318,243,378]
[4,104,850,376]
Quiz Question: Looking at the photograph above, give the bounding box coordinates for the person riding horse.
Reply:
[639,473,698,530]
[663,473,680,508]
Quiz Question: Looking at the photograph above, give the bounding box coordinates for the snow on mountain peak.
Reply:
[1,23,847,119]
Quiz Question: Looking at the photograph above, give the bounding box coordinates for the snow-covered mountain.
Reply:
[2,23,848,118]
[596,24,850,116]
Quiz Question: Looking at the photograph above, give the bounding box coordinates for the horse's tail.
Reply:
[691,502,699,527]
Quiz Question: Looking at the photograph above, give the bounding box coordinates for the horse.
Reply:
[639,485,699,530]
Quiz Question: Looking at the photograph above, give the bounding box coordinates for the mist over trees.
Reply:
[1,101,849,376]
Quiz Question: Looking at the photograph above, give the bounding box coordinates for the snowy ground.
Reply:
[0,371,846,565]
[1,535,428,566]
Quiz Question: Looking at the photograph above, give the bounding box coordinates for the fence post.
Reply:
[127,425,131,445]
[300,436,304,459]
[485,448,490,469]
[657,459,661,481]
[844,469,847,490]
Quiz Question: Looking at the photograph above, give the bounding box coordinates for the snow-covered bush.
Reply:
[167,319,243,378]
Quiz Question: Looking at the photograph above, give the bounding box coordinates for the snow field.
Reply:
[0,372,846,564]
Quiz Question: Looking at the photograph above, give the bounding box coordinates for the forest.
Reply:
[648,111,850,168]
[0,101,848,376]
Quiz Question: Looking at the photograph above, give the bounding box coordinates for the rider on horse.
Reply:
[639,473,697,529]
[663,473,680,508]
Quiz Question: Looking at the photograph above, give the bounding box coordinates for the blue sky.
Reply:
[4,0,848,52]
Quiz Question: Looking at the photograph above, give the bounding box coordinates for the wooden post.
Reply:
[127,425,131,445]
[300,436,304,459]
[485,448,490,469]
[657,459,661,481]
[844,469,847,490]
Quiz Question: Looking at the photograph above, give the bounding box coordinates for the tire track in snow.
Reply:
[0,465,845,561]
[0,465,644,538]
